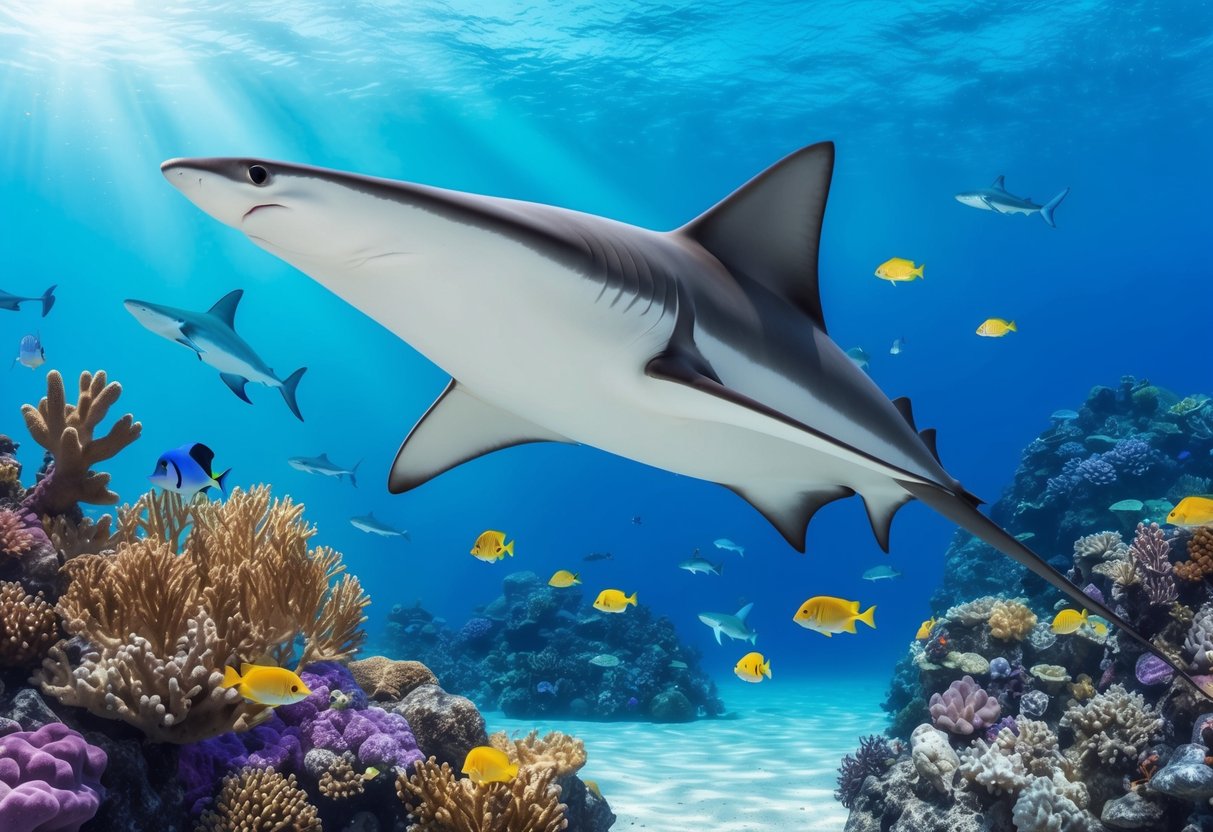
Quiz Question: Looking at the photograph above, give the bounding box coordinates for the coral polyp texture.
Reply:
[397,757,570,832]
[0,580,60,667]
[195,767,322,832]
[847,378,1213,832]
[0,722,107,832]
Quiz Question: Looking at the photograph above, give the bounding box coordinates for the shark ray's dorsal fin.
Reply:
[892,397,916,430]
[862,490,915,552]
[389,380,572,493]
[679,142,834,331]
[991,175,1006,190]
[207,290,244,329]
[919,427,940,463]
[318,453,332,463]
[726,483,854,552]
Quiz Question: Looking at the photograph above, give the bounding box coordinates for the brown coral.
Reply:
[397,757,568,832]
[348,656,438,701]
[1175,528,1213,582]
[39,485,370,742]
[489,730,587,778]
[0,508,35,559]
[0,580,60,667]
[196,767,321,832]
[41,513,116,562]
[988,600,1038,641]
[318,756,365,800]
[21,370,141,515]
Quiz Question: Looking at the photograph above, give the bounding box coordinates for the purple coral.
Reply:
[458,617,494,646]
[1130,522,1177,606]
[1082,583,1105,606]
[1106,437,1161,477]
[1136,653,1175,686]
[835,735,894,809]
[1057,441,1086,459]
[1077,455,1117,487]
[928,675,1001,735]
[0,722,107,832]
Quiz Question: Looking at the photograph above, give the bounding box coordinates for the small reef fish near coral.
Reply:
[794,596,877,636]
[12,332,45,369]
[460,746,518,785]
[1168,495,1213,528]
[547,569,581,587]
[470,529,515,562]
[592,589,637,613]
[733,651,771,683]
[874,257,924,283]
[148,442,231,500]
[221,663,312,707]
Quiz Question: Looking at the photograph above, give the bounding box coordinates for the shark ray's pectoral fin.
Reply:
[713,627,722,646]
[176,333,204,354]
[219,373,253,404]
[726,483,854,552]
[679,141,834,331]
[389,380,572,493]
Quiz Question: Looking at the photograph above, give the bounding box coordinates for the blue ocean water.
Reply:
[1,0,1210,700]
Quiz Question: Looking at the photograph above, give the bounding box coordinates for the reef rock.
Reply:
[1151,743,1213,801]
[910,724,959,796]
[392,684,487,769]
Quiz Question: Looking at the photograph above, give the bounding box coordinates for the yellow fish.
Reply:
[793,596,876,637]
[976,318,1017,337]
[734,651,772,683]
[1051,608,1088,635]
[1167,496,1213,528]
[221,663,311,707]
[548,570,581,588]
[362,766,381,781]
[461,746,518,785]
[593,589,637,613]
[916,617,937,641]
[1091,620,1108,637]
[470,530,515,562]
[874,257,924,283]
[584,779,603,799]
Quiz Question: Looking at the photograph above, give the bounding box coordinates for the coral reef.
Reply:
[348,655,438,701]
[835,734,896,808]
[397,757,569,832]
[0,721,107,832]
[382,571,722,721]
[928,676,1000,735]
[0,580,59,667]
[196,767,321,832]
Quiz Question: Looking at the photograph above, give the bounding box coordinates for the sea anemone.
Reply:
[835,735,895,809]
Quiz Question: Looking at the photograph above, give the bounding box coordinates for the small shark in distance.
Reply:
[349,511,409,539]
[289,453,361,486]
[159,144,1202,694]
[955,176,1069,227]
[0,285,55,316]
[698,603,757,645]
[679,550,723,576]
[124,290,307,420]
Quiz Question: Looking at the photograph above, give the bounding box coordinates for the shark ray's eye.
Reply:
[247,164,269,185]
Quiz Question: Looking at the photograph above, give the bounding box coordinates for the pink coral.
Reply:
[929,674,1001,735]
[0,509,35,559]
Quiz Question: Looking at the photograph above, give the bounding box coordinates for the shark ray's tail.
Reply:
[899,479,1210,698]
[1040,188,1069,228]
[280,367,307,421]
[40,285,56,317]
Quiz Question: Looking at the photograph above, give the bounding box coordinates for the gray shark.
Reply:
[955,176,1069,227]
[0,284,55,316]
[679,551,723,576]
[289,453,361,486]
[698,603,756,645]
[159,145,1200,691]
[124,290,307,420]
[349,511,409,539]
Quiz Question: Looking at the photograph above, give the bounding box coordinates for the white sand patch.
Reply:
[487,676,887,831]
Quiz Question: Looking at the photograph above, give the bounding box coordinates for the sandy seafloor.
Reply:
[489,677,886,831]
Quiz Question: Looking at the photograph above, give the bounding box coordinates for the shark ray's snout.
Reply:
[160,157,279,229]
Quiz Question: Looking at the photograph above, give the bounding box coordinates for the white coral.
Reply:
[1012,774,1098,832]
[958,739,1028,796]
[910,723,959,796]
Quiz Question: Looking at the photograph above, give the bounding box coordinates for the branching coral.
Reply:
[1175,527,1213,582]
[957,738,1028,795]
[20,370,141,515]
[1128,522,1177,606]
[317,755,364,800]
[997,719,1068,778]
[944,596,1001,626]
[38,486,370,742]
[1059,684,1161,771]
[397,757,568,832]
[835,735,895,808]
[348,656,438,701]
[0,508,36,558]
[196,767,321,832]
[0,580,59,667]
[989,600,1038,641]
[488,730,587,778]
[41,514,116,562]
[929,675,1001,735]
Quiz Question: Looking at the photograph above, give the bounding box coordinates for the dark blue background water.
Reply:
[1,0,1210,691]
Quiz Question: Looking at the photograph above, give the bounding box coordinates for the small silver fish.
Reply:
[889,337,905,356]
[845,346,870,370]
[589,654,620,668]
[13,333,45,369]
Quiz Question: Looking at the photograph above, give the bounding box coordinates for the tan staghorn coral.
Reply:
[0,508,36,559]
[488,730,587,778]
[944,596,1001,626]
[196,767,321,832]
[1060,684,1162,771]
[38,485,370,742]
[988,600,1038,641]
[0,580,60,667]
[996,719,1070,779]
[348,655,438,701]
[397,757,568,832]
[318,755,365,800]
[41,514,116,562]
[21,370,141,515]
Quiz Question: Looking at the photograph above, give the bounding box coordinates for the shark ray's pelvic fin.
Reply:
[898,479,1204,693]
[679,142,834,331]
[220,373,252,404]
[207,289,244,328]
[862,491,914,552]
[389,380,572,493]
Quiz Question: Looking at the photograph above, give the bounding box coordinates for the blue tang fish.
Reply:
[13,334,45,369]
[149,443,231,500]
